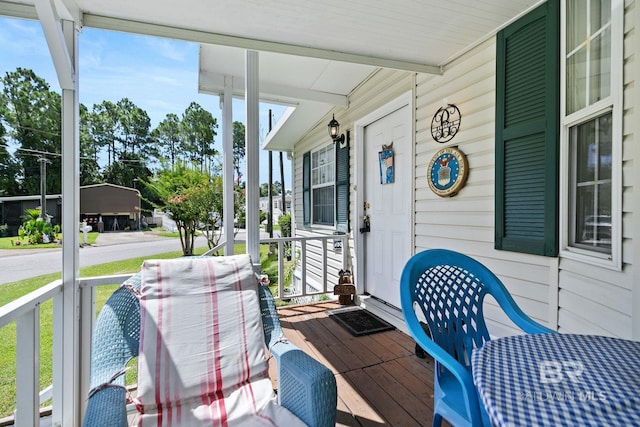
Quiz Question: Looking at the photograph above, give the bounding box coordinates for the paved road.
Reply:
[0,231,211,286]
[0,228,269,286]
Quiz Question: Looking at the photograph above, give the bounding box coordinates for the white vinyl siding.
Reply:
[415,37,554,337]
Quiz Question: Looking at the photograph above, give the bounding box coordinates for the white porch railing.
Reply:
[0,233,348,426]
[258,234,349,300]
[0,274,133,426]
[206,234,349,299]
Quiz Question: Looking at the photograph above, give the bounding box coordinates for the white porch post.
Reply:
[245,50,260,263]
[222,76,235,255]
[35,0,81,423]
[633,0,640,341]
[53,20,81,427]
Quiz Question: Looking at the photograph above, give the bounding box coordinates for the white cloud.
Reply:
[0,18,43,46]
[144,37,193,62]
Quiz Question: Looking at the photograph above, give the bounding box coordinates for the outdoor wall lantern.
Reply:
[328,114,346,146]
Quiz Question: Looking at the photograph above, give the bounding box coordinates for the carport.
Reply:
[80,184,141,232]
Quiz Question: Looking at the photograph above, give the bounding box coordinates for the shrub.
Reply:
[278,213,292,259]
[278,212,292,237]
[18,209,60,244]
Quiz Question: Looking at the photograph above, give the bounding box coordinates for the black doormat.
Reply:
[327,307,395,336]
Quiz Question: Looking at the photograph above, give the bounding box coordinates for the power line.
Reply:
[1,143,94,161]
[9,145,61,157]
[4,124,61,139]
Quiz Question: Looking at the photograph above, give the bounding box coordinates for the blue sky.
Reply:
[0,16,290,187]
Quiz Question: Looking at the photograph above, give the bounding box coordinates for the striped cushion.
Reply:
[134,255,304,426]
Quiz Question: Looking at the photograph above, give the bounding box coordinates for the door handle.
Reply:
[360,215,370,233]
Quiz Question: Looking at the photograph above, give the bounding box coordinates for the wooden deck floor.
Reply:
[125,301,442,427]
[274,302,441,427]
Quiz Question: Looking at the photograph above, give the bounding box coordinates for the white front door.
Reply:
[362,104,411,309]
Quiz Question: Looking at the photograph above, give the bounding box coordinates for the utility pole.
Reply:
[38,156,50,220]
[268,109,273,238]
[279,151,286,215]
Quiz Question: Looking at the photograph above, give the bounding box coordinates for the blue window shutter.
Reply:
[303,151,310,227]
[335,139,350,233]
[495,0,559,256]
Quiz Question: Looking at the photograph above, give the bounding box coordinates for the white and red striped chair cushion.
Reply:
[134,255,304,426]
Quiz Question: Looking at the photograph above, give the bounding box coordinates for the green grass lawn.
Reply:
[0,232,99,250]
[148,227,181,238]
[147,227,206,239]
[260,224,281,232]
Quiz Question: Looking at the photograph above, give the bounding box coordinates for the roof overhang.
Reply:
[198,44,377,151]
[1,0,545,151]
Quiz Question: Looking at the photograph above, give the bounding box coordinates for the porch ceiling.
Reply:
[198,44,377,151]
[2,0,543,150]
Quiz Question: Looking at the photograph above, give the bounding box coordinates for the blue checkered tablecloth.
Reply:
[471,334,640,426]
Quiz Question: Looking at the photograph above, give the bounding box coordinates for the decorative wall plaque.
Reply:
[378,142,394,184]
[427,147,468,197]
[431,104,461,143]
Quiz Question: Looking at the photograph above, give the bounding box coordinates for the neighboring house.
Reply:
[266,0,638,340]
[259,194,292,223]
[0,195,62,235]
[79,183,142,231]
[0,184,141,235]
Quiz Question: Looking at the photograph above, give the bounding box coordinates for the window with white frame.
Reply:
[564,0,620,260]
[311,144,335,225]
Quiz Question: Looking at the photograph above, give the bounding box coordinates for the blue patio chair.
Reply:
[400,249,554,427]
[83,260,337,427]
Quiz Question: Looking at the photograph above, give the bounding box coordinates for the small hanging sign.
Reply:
[378,142,394,184]
[431,104,461,143]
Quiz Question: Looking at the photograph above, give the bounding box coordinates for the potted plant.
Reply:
[0,223,8,237]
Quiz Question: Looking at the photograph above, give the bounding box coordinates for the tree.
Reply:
[152,113,182,168]
[193,175,224,250]
[103,151,151,188]
[232,121,245,183]
[89,100,118,166]
[0,123,20,195]
[143,162,221,256]
[0,68,62,195]
[79,104,102,185]
[116,98,151,158]
[259,182,280,197]
[88,98,153,187]
[181,102,218,173]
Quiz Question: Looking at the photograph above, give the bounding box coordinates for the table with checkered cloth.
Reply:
[471,333,640,427]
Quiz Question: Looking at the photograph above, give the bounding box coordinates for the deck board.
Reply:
[274,302,441,426]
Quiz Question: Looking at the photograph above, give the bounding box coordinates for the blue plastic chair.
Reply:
[400,249,554,427]
[83,270,337,427]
